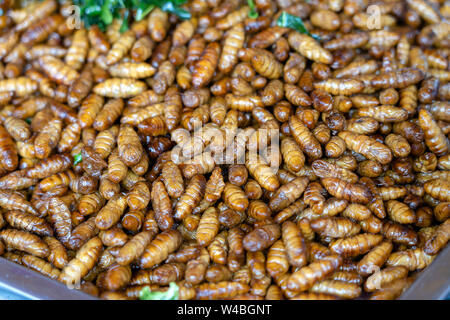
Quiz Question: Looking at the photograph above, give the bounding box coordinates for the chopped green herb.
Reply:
[247,0,259,19]
[73,153,83,165]
[276,11,320,41]
[139,282,179,300]
[25,118,32,124]
[72,0,190,32]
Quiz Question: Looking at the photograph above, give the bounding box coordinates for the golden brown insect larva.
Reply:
[418,109,449,157]
[99,228,128,248]
[0,229,49,258]
[281,136,305,173]
[208,231,228,265]
[266,240,289,279]
[97,263,132,291]
[310,280,361,299]
[288,32,333,64]
[174,174,206,221]
[65,29,88,71]
[205,264,232,283]
[222,182,249,212]
[284,84,312,107]
[3,210,53,237]
[381,220,418,246]
[139,230,182,269]
[356,106,408,123]
[67,67,93,108]
[330,233,383,258]
[386,248,435,271]
[249,48,283,79]
[434,202,450,222]
[225,94,263,112]
[386,200,416,224]
[423,219,450,255]
[196,207,220,247]
[68,216,98,250]
[88,25,110,54]
[407,0,441,24]
[247,200,271,222]
[44,236,68,269]
[38,56,78,86]
[287,254,342,293]
[283,53,305,84]
[130,263,185,287]
[105,29,135,66]
[59,237,103,286]
[313,79,363,96]
[196,281,250,300]
[218,23,244,73]
[109,62,155,79]
[203,167,225,203]
[269,177,309,212]
[320,177,370,205]
[424,179,450,202]
[0,169,37,190]
[289,114,322,160]
[93,194,126,231]
[369,277,415,300]
[192,42,220,89]
[93,78,146,98]
[371,68,425,89]
[281,221,307,268]
[358,240,394,277]
[126,181,150,212]
[243,224,281,252]
[21,254,60,280]
[338,131,392,165]
[0,189,38,216]
[147,8,169,42]
[310,217,360,239]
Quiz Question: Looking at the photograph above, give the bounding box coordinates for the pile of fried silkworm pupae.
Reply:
[0,0,449,301]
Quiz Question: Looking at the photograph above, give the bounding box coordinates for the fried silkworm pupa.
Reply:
[310,280,361,299]
[243,224,281,252]
[139,230,182,269]
[95,194,127,230]
[282,221,308,268]
[93,79,147,98]
[0,125,18,171]
[3,211,53,237]
[21,254,60,280]
[0,228,49,258]
[174,175,206,221]
[196,281,250,300]
[329,233,383,258]
[364,266,409,292]
[116,231,154,266]
[59,237,103,286]
[357,241,393,276]
[0,189,38,216]
[321,178,371,204]
[287,254,343,293]
[197,207,220,247]
[97,263,132,291]
[423,219,450,255]
[130,263,185,286]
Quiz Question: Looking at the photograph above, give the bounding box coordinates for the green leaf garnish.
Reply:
[73,153,83,165]
[25,118,32,124]
[72,0,190,32]
[276,11,320,41]
[247,0,259,19]
[139,282,179,300]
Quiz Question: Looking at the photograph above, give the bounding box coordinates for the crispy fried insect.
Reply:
[418,109,449,156]
[338,131,392,165]
[312,160,358,184]
[197,207,220,247]
[310,280,361,299]
[311,217,360,239]
[330,233,383,258]
[42,236,68,269]
[281,221,307,268]
[287,254,342,293]
[196,281,250,300]
[95,194,127,230]
[266,240,289,278]
[270,177,309,212]
[147,8,169,42]
[88,25,110,54]
[321,178,370,204]
[226,94,263,112]
[3,211,52,237]
[131,262,185,286]
[216,5,249,30]
[93,77,147,98]
[371,68,425,89]
[222,182,249,212]
[288,32,332,64]
[0,189,37,216]
[424,179,450,202]
[65,29,88,70]
[369,277,415,300]
[0,125,18,171]
[99,228,128,248]
[289,115,322,160]
[39,56,78,86]
[243,224,281,252]
[219,23,245,73]
[313,79,363,96]
[356,106,408,123]
[97,263,132,291]
[160,161,184,199]
[105,29,135,66]
[116,231,154,266]
[0,229,49,258]
[68,216,98,250]
[33,118,62,159]
[385,200,416,224]
[205,167,225,202]
[247,200,271,221]
[174,175,206,221]
[116,125,143,167]
[192,42,221,88]
[139,230,182,269]
[281,137,305,173]
[208,231,228,265]
[127,181,150,212]
[21,254,60,280]
[59,237,103,285]
[407,0,441,24]
[357,241,393,276]
[386,248,435,271]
